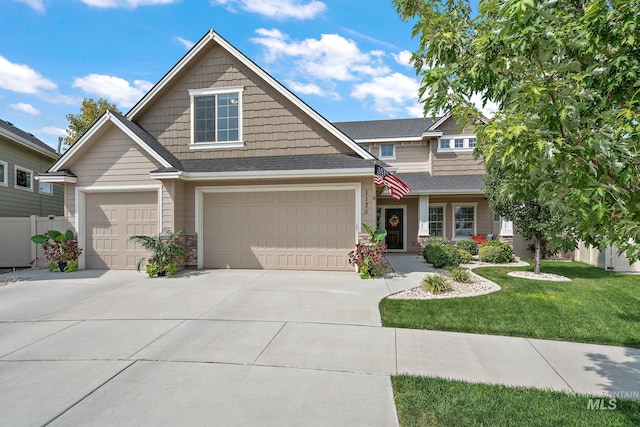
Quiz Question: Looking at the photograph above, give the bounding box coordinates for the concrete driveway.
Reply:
[0,269,400,427]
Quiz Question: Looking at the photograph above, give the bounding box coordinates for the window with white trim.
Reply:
[380,144,395,159]
[15,165,33,191]
[438,135,477,152]
[189,87,243,148]
[429,205,445,237]
[0,160,7,187]
[361,144,371,152]
[39,181,53,194]
[453,204,476,238]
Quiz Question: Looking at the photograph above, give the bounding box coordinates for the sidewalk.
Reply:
[382,254,640,399]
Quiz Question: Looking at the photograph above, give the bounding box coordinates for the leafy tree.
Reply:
[63,98,121,146]
[394,0,640,261]
[484,165,572,274]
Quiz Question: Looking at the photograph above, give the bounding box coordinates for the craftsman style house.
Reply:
[0,119,63,217]
[40,29,512,271]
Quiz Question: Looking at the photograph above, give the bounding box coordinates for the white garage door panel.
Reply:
[85,192,158,269]
[203,190,355,270]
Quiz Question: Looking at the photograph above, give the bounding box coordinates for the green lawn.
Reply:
[393,376,640,427]
[380,261,640,348]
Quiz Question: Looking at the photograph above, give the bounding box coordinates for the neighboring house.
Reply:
[40,29,513,271]
[0,119,63,217]
[335,117,513,254]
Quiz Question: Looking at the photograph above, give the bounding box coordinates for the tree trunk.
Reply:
[534,234,542,274]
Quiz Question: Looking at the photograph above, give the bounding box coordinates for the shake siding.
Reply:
[67,125,161,187]
[136,44,351,161]
[0,137,63,217]
[161,180,186,233]
[432,116,484,176]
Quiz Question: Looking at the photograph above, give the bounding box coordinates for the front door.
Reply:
[385,208,404,250]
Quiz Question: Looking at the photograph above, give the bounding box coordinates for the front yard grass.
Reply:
[393,376,640,427]
[380,261,640,348]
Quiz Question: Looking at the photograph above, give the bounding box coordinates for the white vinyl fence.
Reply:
[0,216,67,268]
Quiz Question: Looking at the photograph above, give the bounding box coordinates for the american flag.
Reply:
[374,164,412,201]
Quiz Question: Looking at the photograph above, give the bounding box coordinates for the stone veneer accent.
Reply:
[416,236,430,255]
[176,234,198,268]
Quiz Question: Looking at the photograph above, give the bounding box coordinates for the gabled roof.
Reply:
[334,117,438,140]
[47,110,182,173]
[0,119,58,159]
[126,29,373,161]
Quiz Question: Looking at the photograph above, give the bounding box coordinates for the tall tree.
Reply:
[484,165,572,274]
[394,0,640,261]
[63,98,121,146]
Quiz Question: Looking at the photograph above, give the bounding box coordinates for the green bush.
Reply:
[423,242,461,268]
[454,239,478,255]
[422,274,453,294]
[457,249,473,264]
[479,240,514,263]
[449,267,473,283]
[424,237,451,246]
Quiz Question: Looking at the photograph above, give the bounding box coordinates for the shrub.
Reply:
[423,242,460,268]
[457,249,473,264]
[421,274,453,294]
[479,240,514,263]
[449,267,473,283]
[424,237,451,246]
[454,239,478,255]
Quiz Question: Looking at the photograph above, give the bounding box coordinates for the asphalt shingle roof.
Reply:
[333,117,438,140]
[397,172,485,193]
[0,119,58,156]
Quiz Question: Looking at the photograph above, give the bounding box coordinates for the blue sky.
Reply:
[1,0,427,149]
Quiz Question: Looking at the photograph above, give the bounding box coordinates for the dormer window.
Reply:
[189,87,244,149]
[438,135,476,152]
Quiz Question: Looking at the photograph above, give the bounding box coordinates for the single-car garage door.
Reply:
[85,192,158,269]
[202,189,355,270]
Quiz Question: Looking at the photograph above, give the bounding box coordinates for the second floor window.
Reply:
[15,165,33,191]
[380,144,395,158]
[438,135,476,152]
[189,87,243,148]
[0,161,6,187]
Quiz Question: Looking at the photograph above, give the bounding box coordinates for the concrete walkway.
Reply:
[0,258,638,426]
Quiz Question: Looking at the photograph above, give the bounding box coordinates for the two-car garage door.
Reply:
[202,189,355,271]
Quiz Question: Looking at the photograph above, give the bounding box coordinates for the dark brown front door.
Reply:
[385,208,403,250]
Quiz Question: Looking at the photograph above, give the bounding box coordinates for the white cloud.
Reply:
[14,0,45,12]
[252,29,390,82]
[286,81,339,100]
[470,92,499,118]
[0,56,57,94]
[174,36,195,50]
[72,74,153,107]
[351,72,421,116]
[393,50,413,67]
[211,0,326,20]
[10,103,40,115]
[35,126,67,137]
[80,0,178,8]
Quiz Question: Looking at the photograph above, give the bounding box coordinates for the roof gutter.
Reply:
[150,168,373,181]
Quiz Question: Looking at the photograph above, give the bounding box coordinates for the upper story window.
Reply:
[0,160,7,187]
[379,144,395,159]
[438,135,477,152]
[189,87,244,149]
[360,144,371,152]
[15,165,33,192]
